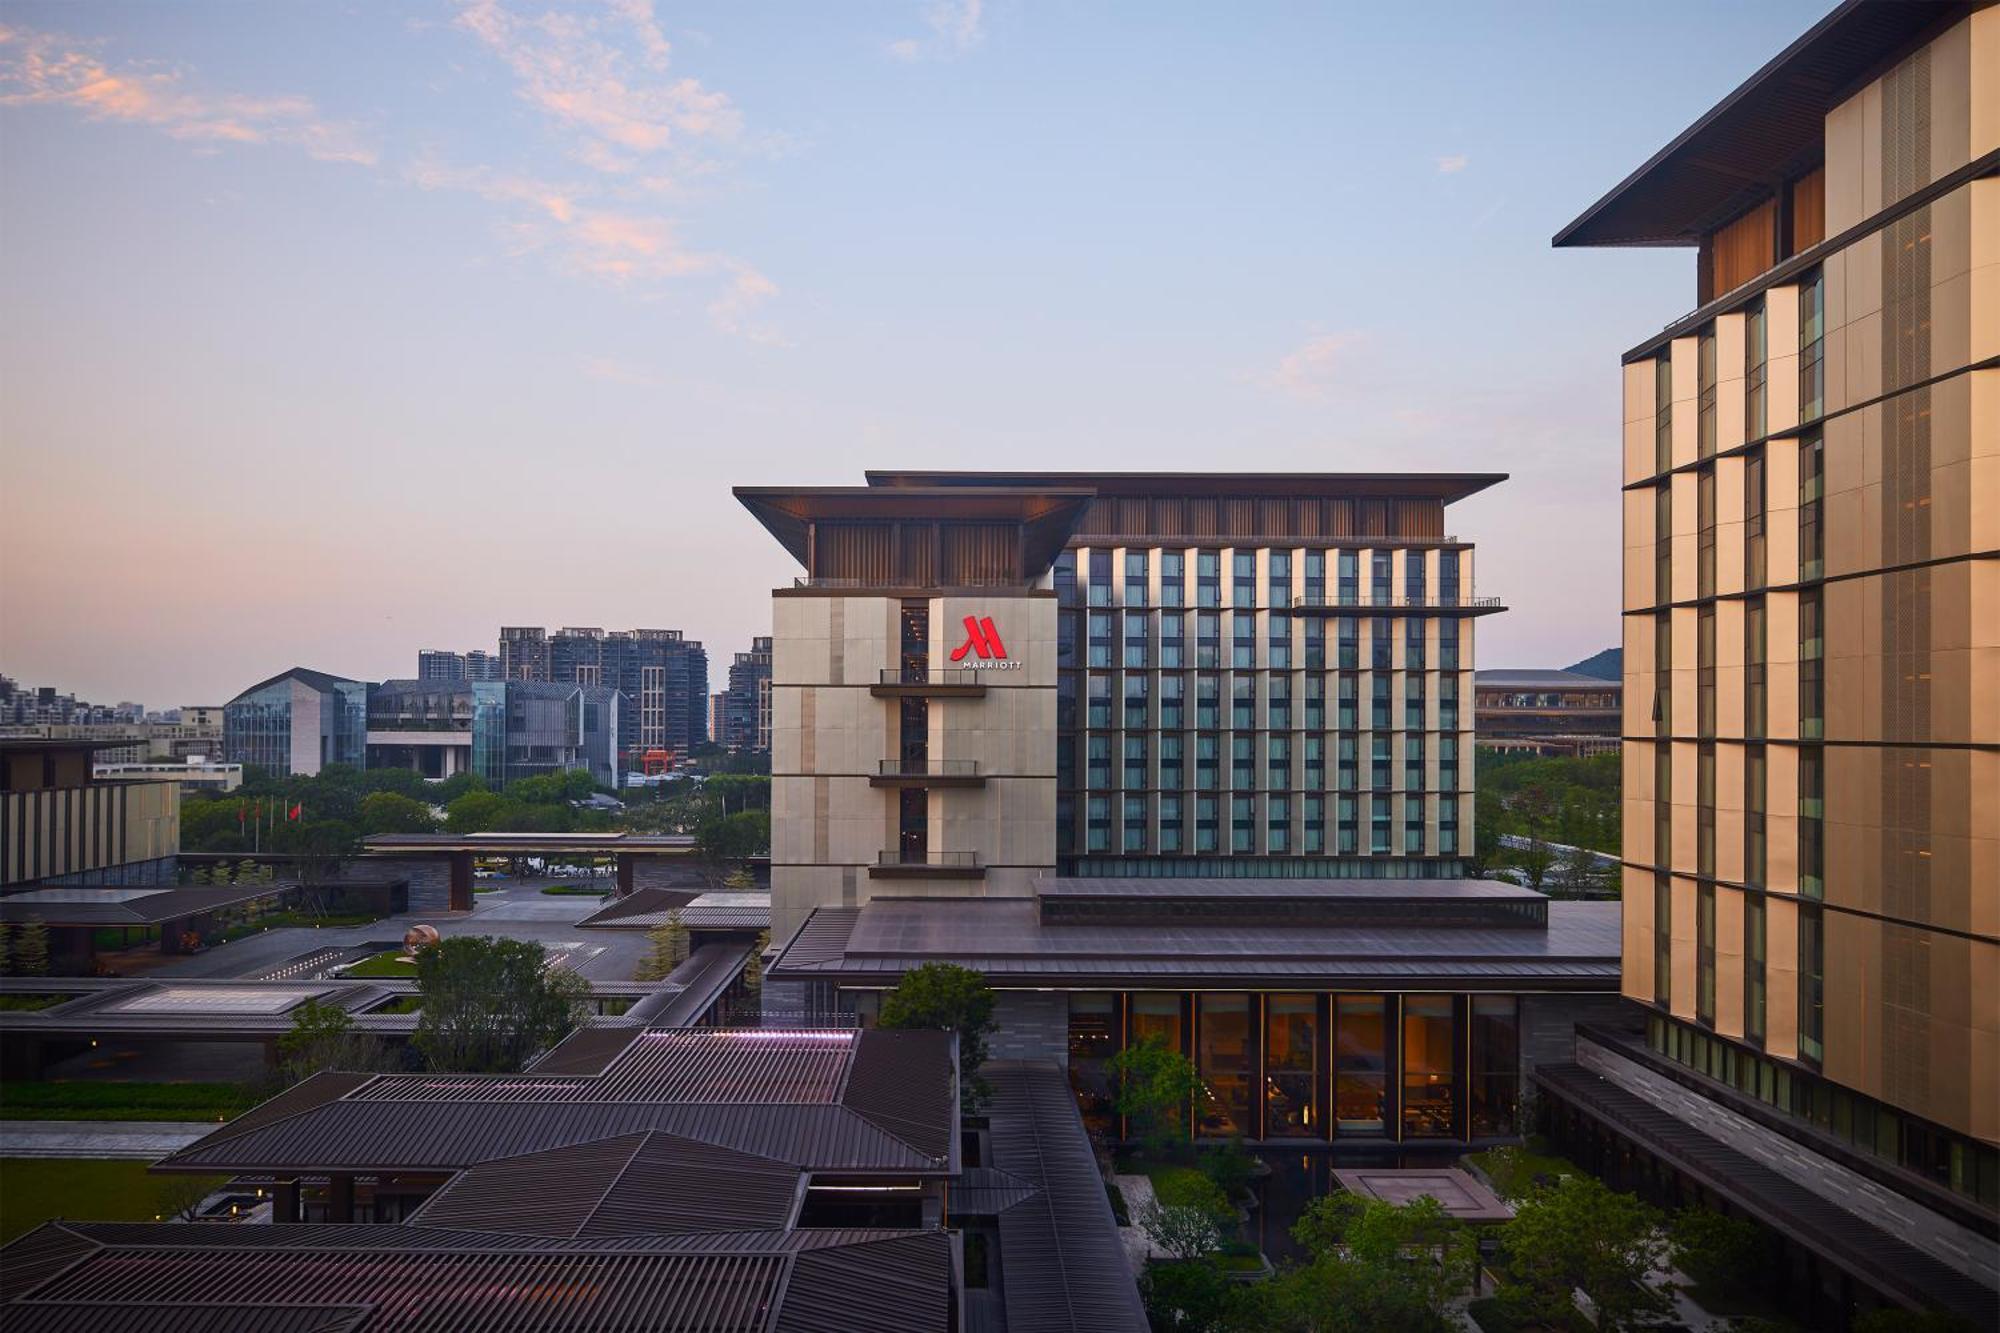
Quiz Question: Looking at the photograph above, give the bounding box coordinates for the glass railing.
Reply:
[1290,594,1502,610]
[877,759,980,777]
[876,849,980,868]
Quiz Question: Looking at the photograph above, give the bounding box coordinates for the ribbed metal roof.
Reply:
[525,1023,643,1075]
[3,1304,370,1333]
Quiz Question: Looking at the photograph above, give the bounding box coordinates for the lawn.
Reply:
[0,1081,257,1122]
[368,996,423,1014]
[0,994,73,1012]
[340,951,419,978]
[1463,1138,1588,1202]
[541,883,611,896]
[1,1158,230,1242]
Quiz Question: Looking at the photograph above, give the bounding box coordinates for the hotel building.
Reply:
[1550,1,1997,1322]
[740,472,1626,1150]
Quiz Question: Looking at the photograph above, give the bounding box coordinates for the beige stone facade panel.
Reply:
[1623,865,1655,1005]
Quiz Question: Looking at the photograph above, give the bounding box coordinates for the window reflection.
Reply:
[1068,993,1118,1136]
[1264,995,1317,1137]
[1469,996,1518,1138]
[1197,994,1252,1137]
[1402,996,1457,1139]
[1334,996,1387,1133]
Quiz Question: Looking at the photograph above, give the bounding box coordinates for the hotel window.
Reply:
[1231,736,1254,790]
[1337,551,1359,603]
[1304,736,1325,788]
[1160,795,1183,852]
[1745,299,1767,439]
[1799,745,1824,900]
[1745,745,1766,887]
[1160,551,1185,607]
[1123,795,1147,852]
[1799,432,1824,582]
[1197,551,1221,608]
[1654,744,1672,879]
[1085,796,1111,851]
[1438,675,1459,730]
[1304,675,1325,729]
[1232,615,1256,669]
[1197,995,1252,1137]
[1303,618,1325,670]
[1746,597,1767,739]
[1405,676,1426,731]
[1745,893,1766,1047]
[1160,614,1184,669]
[1698,747,1716,877]
[1304,796,1325,852]
[1405,553,1427,604]
[1371,618,1393,670]
[1196,675,1220,729]
[1057,674,1077,736]
[1130,993,1184,1055]
[1370,796,1391,854]
[1268,675,1291,730]
[1799,904,1825,1065]
[1267,735,1291,789]
[1196,795,1219,851]
[1268,551,1292,608]
[1655,484,1673,607]
[1337,794,1358,853]
[1338,674,1358,731]
[1696,881,1716,1027]
[1160,676,1185,731]
[1697,467,1716,599]
[1371,551,1392,604]
[1745,448,1767,590]
[1088,612,1114,668]
[1653,611,1672,740]
[1404,798,1425,854]
[1304,551,1326,604]
[1268,613,1292,669]
[1057,611,1077,673]
[1124,550,1149,607]
[1337,737,1358,791]
[1470,996,1519,1138]
[1160,734,1184,789]
[1438,796,1459,854]
[1438,551,1460,605]
[1265,996,1318,1137]
[1232,552,1256,607]
[1057,795,1074,854]
[1088,550,1112,607]
[1053,551,1077,606]
[1697,328,1717,460]
[1196,613,1220,669]
[1335,996,1388,1133]
[1654,353,1674,474]
[1697,607,1716,738]
[1438,736,1459,792]
[1439,619,1459,671]
[1405,618,1426,670]
[1402,996,1457,1139]
[1087,734,1111,788]
[1231,677,1256,730]
[1654,872,1672,1007]
[1231,795,1254,852]
[1404,735,1425,793]
[1124,735,1149,789]
[1799,589,1824,739]
[1124,611,1151,669]
[1337,617,1359,670]
[1371,677,1391,731]
[1087,675,1111,729]
[1067,994,1118,1134]
[1196,734,1219,789]
[1268,794,1290,851]
[1799,270,1825,422]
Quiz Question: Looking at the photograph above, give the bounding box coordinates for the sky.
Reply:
[0,0,1831,708]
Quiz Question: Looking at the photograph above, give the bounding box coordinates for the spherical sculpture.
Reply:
[400,923,441,961]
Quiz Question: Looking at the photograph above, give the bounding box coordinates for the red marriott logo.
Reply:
[949,615,1008,662]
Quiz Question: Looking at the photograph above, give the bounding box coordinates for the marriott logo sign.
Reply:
[949,615,1021,670]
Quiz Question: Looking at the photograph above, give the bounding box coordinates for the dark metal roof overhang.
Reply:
[733,485,1095,577]
[865,470,1506,506]
[1553,0,1976,248]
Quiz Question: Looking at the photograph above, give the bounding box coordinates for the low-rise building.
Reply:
[1,738,180,889]
[1474,669,1623,756]
[222,667,368,778]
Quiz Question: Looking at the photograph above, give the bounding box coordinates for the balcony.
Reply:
[869,849,984,880]
[1289,594,1506,615]
[869,759,985,789]
[869,667,989,699]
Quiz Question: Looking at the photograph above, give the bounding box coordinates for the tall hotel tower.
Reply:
[1551,1,1996,1323]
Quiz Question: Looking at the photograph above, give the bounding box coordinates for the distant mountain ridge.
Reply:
[1564,648,1621,680]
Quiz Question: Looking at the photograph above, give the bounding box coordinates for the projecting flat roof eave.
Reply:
[864,470,1508,506]
[734,485,1095,572]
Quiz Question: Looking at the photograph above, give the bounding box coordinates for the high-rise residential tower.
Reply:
[1550,2,1996,1323]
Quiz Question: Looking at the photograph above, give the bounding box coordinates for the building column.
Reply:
[327,1174,354,1223]
[448,851,473,911]
[616,854,635,897]
[271,1178,299,1224]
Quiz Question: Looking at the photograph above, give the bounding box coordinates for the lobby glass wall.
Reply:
[1334,996,1389,1134]
[1197,994,1253,1137]
[1264,995,1318,1138]
[1402,996,1457,1138]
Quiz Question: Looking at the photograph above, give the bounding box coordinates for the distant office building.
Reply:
[721,636,773,753]
[95,760,244,795]
[365,678,619,789]
[1552,4,1997,1324]
[222,668,368,777]
[1474,670,1622,757]
[497,627,550,682]
[2,738,180,888]
[507,626,710,767]
[707,691,728,750]
[418,649,501,682]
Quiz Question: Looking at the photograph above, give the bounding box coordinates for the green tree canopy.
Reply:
[358,791,440,836]
[877,962,997,1086]
[1496,1173,1669,1333]
[1106,1033,1201,1157]
[411,935,590,1074]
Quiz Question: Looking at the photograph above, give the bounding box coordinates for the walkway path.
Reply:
[0,1120,213,1159]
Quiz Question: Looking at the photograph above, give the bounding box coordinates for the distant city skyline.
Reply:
[1,0,1829,704]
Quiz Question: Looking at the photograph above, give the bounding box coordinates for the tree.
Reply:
[1509,829,1556,891]
[1667,1207,1770,1299]
[1106,1033,1202,1157]
[13,917,49,976]
[411,935,591,1073]
[1244,1194,1473,1333]
[695,810,769,882]
[433,770,488,804]
[1548,844,1617,899]
[1497,1174,1670,1333]
[271,818,359,887]
[359,791,439,836]
[878,962,998,1087]
[277,998,397,1082]
[0,921,11,976]
[1138,1256,1237,1333]
[1138,1198,1224,1262]
[722,867,757,891]
[742,928,770,1000]
[635,912,690,982]
[446,790,516,835]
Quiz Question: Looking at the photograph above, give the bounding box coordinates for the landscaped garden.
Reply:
[0,1080,258,1122]
[338,950,419,978]
[0,993,74,1012]
[0,1158,230,1242]
[540,882,612,896]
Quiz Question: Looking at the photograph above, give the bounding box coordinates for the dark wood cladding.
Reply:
[1074,494,1446,543]
[815,519,1024,584]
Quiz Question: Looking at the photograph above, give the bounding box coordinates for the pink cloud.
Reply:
[1252,331,1366,402]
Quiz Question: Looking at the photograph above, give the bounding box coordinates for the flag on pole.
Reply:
[289,803,303,822]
